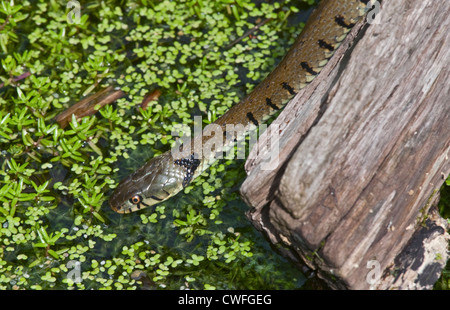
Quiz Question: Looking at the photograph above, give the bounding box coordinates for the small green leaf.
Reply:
[47,249,60,259]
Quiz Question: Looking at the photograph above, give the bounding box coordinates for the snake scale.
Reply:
[110,0,375,213]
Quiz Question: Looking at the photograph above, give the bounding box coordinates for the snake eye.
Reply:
[129,195,142,205]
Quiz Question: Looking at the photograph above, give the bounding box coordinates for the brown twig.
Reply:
[224,18,272,49]
[140,89,161,110]
[0,15,9,31]
[0,71,31,89]
[54,86,125,128]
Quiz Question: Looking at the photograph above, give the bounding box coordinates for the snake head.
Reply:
[109,152,185,214]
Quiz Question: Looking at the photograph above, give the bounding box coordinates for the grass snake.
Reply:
[109,0,376,213]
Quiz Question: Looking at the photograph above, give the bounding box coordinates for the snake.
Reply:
[109,0,375,213]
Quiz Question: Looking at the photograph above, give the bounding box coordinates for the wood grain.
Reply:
[241,0,450,289]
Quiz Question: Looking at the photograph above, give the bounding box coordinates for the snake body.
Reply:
[110,0,374,213]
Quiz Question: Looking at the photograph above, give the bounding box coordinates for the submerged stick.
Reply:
[54,86,125,128]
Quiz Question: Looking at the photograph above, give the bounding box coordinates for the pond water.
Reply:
[0,0,321,290]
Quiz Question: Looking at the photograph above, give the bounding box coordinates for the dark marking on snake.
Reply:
[318,39,335,51]
[281,82,297,95]
[246,112,259,126]
[175,154,201,187]
[141,201,151,207]
[335,15,355,29]
[266,97,280,110]
[300,62,318,75]
[150,195,163,201]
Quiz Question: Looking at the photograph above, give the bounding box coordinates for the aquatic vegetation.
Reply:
[0,0,314,289]
[1,0,449,291]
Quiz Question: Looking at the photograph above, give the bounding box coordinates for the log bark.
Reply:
[241,0,450,290]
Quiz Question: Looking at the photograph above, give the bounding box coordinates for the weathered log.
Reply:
[241,0,450,289]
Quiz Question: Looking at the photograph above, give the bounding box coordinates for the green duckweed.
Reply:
[0,0,316,290]
[2,0,447,291]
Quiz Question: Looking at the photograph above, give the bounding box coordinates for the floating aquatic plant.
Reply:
[0,0,340,290]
